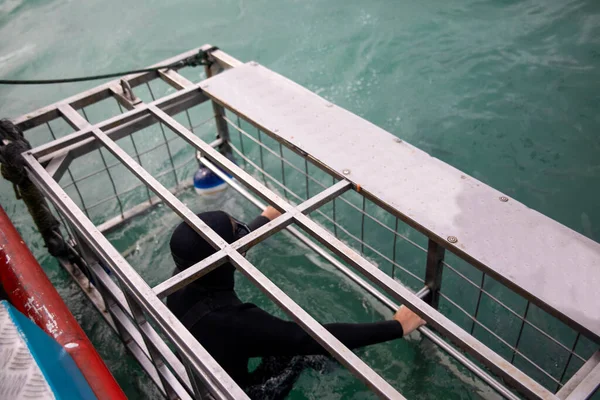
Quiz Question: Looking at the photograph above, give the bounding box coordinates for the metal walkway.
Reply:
[10,45,600,399]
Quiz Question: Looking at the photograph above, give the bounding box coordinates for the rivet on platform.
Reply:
[250,61,258,66]
[499,196,509,202]
[342,169,350,175]
[326,103,333,108]
[394,138,403,143]
[447,236,458,244]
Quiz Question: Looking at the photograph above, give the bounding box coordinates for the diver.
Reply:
[167,206,426,399]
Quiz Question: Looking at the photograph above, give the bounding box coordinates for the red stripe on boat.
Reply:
[0,206,126,400]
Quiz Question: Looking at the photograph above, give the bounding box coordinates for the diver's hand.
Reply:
[394,306,426,336]
[261,206,282,221]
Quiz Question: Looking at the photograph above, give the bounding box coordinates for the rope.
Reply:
[0,119,66,256]
[0,47,217,85]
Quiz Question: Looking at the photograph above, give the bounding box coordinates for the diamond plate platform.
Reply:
[0,301,96,400]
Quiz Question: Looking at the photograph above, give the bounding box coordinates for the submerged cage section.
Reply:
[10,46,600,400]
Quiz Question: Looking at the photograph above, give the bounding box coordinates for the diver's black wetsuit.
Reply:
[167,211,404,399]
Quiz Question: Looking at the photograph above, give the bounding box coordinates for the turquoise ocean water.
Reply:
[1,1,599,399]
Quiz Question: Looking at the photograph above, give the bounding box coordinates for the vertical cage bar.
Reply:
[146,83,179,187]
[128,133,153,203]
[256,128,268,187]
[184,109,197,185]
[97,147,125,218]
[470,273,487,335]
[185,110,194,133]
[424,239,445,308]
[90,264,138,358]
[204,61,232,156]
[278,143,288,201]
[50,202,74,244]
[558,333,582,388]
[391,218,399,279]
[46,122,90,217]
[511,301,531,364]
[235,116,247,168]
[68,227,99,290]
[332,176,338,238]
[116,100,152,203]
[304,157,310,200]
[81,107,125,218]
[360,196,366,254]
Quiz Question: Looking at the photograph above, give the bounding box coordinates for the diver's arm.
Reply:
[236,305,424,357]
[247,206,282,231]
[261,206,282,221]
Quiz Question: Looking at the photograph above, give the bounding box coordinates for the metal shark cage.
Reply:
[11,45,600,399]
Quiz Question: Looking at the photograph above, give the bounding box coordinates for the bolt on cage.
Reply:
[9,45,600,399]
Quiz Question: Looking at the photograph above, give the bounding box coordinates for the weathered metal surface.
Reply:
[200,62,600,341]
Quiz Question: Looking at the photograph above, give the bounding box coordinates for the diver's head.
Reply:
[169,211,249,271]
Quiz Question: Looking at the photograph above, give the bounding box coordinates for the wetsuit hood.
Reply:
[169,210,235,271]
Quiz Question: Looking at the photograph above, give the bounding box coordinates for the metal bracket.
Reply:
[424,239,445,308]
[120,79,142,105]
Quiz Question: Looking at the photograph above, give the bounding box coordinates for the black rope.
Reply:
[0,119,67,256]
[0,47,217,85]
